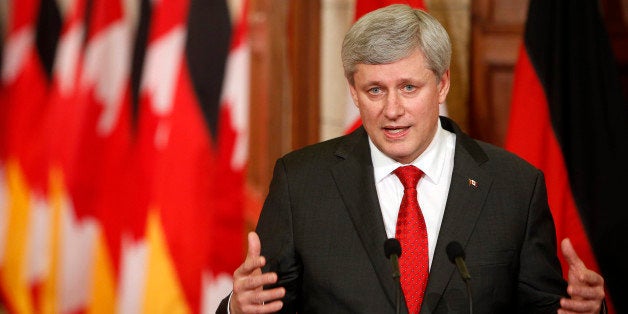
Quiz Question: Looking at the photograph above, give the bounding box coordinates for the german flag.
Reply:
[505,1,628,313]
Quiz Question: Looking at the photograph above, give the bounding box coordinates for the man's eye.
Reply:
[403,85,416,92]
[369,87,382,94]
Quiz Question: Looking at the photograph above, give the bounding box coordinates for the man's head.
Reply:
[341,4,451,86]
[342,4,452,164]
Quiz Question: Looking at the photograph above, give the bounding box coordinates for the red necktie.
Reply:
[394,165,428,313]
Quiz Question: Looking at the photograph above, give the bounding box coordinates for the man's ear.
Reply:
[348,81,359,108]
[438,69,451,104]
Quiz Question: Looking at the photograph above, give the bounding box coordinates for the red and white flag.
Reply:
[0,0,250,312]
[0,0,59,312]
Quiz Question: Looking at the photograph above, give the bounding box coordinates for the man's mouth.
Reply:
[383,126,410,138]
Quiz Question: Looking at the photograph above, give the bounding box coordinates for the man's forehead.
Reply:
[352,63,436,86]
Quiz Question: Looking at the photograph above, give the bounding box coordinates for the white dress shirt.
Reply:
[369,120,456,269]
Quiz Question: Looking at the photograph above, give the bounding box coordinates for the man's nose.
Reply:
[383,92,405,118]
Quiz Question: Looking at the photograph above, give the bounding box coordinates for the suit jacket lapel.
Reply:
[330,128,400,309]
[422,117,492,312]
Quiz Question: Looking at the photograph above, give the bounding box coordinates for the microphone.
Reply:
[446,241,472,314]
[446,241,470,281]
[384,238,402,314]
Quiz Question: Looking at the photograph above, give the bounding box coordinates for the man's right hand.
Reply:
[230,232,286,313]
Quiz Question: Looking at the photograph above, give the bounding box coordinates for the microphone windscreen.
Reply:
[384,238,402,259]
[446,241,466,263]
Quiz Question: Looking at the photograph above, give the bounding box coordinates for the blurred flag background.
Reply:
[0,0,249,312]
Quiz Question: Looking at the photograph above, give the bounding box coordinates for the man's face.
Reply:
[349,49,450,164]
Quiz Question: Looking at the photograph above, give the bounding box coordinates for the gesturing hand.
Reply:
[230,232,286,314]
[558,238,605,314]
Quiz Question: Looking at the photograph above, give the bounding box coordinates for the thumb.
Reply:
[238,231,264,275]
[247,231,262,258]
[561,238,584,269]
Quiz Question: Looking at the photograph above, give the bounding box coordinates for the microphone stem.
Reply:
[396,283,401,314]
[391,255,401,314]
[464,278,472,314]
[455,257,472,313]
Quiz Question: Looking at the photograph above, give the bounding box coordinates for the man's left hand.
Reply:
[558,238,605,314]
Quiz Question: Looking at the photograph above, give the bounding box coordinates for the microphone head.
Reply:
[384,238,402,259]
[446,241,466,263]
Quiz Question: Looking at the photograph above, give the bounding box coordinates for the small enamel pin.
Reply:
[468,179,478,188]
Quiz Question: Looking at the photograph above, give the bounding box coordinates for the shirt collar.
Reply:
[370,119,451,185]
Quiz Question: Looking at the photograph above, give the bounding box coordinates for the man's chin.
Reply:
[382,148,416,164]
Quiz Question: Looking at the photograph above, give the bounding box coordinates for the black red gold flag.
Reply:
[506,1,628,312]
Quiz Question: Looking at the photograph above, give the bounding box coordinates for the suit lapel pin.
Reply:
[468,179,478,188]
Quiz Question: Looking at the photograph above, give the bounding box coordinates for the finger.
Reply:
[567,269,605,290]
[560,297,601,313]
[255,286,286,305]
[561,238,585,269]
[567,276,605,300]
[233,287,285,313]
[579,269,604,286]
[241,300,284,313]
[237,272,279,292]
[567,286,605,304]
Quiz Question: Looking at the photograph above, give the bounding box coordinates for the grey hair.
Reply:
[341,4,451,85]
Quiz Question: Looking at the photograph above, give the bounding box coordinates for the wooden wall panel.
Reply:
[470,0,525,146]
[288,1,321,150]
[247,0,291,210]
[247,0,320,215]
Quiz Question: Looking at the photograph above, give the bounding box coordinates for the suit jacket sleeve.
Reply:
[516,171,568,312]
[255,158,302,313]
[215,159,301,314]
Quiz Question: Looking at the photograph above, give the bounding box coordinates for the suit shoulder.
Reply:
[280,128,366,165]
[281,135,346,162]
[474,140,542,176]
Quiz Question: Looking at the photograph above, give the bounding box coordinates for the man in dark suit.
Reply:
[219,4,605,313]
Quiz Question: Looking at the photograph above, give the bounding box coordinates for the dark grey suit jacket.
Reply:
[218,117,568,313]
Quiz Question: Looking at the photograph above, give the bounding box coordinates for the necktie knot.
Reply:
[394,165,423,190]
